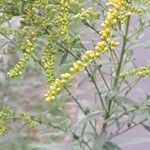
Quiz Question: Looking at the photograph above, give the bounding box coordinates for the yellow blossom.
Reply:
[120,65,150,78]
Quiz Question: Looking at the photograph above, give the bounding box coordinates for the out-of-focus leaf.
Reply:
[104,142,121,150]
[141,123,150,132]
[113,96,137,111]
[79,100,100,110]
[127,112,135,127]
[115,138,150,146]
[93,131,107,150]
[78,76,90,87]
[29,142,80,150]
[76,111,102,128]
[93,61,103,75]
[70,19,84,32]
[60,52,68,65]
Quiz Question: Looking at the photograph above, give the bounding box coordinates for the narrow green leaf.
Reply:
[77,111,101,126]
[60,52,68,65]
[113,96,137,111]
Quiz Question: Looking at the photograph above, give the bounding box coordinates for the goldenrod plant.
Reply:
[0,0,150,149]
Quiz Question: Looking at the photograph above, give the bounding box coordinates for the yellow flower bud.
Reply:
[101,23,107,28]
[86,50,95,59]
[110,41,119,47]
[73,63,80,71]
[112,19,117,25]
[95,46,101,52]
[70,67,76,73]
[95,52,100,58]
[45,96,55,101]
[97,41,106,48]
[61,73,72,79]
[76,60,86,67]
[61,78,66,83]
[82,55,89,62]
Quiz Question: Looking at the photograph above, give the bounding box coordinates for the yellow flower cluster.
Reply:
[42,38,56,83]
[7,38,36,78]
[59,0,69,41]
[19,26,36,37]
[107,0,142,24]
[125,3,143,15]
[120,64,150,78]
[0,107,12,135]
[45,50,96,101]
[70,0,79,5]
[100,9,118,41]
[6,1,62,82]
[107,0,126,9]
[19,112,37,128]
[45,0,130,101]
[107,0,143,14]
[71,8,100,21]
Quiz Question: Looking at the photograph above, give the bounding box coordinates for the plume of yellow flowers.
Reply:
[120,64,150,78]
[0,106,12,135]
[7,38,36,78]
[42,36,56,83]
[59,0,69,41]
[45,0,142,101]
[71,8,100,20]
[19,112,37,128]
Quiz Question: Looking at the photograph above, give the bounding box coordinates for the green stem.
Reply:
[109,119,147,139]
[85,68,107,113]
[113,17,130,87]
[64,87,98,135]
[102,17,131,131]
[108,17,130,113]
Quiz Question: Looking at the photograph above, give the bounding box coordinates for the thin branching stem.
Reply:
[64,87,98,135]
